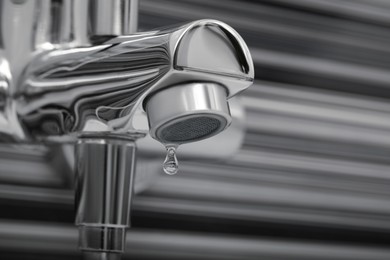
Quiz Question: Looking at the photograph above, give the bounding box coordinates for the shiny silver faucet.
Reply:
[0,0,254,258]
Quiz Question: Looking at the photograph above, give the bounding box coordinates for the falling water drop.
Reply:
[163,146,179,175]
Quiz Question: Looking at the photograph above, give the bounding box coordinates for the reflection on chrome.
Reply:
[2,0,390,260]
[0,0,253,258]
[0,8,253,142]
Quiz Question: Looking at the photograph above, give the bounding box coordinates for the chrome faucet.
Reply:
[0,0,254,258]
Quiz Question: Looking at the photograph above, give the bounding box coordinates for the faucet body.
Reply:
[0,1,253,143]
[0,0,254,257]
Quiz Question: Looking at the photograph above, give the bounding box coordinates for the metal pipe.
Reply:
[1,220,390,260]
[75,138,136,254]
[90,0,139,36]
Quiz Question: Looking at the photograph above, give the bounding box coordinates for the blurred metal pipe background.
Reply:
[1,0,390,259]
[1,220,390,260]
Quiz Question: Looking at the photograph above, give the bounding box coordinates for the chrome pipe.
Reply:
[91,0,139,36]
[1,220,390,260]
[75,138,136,253]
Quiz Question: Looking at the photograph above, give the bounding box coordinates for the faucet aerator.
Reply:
[145,83,231,145]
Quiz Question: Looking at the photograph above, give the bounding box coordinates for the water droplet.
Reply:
[163,146,179,175]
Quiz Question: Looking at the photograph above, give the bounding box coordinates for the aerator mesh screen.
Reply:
[157,116,225,143]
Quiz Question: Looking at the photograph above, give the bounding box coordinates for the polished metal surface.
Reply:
[2,220,390,260]
[91,0,139,36]
[146,83,231,144]
[0,0,254,258]
[136,96,245,160]
[75,139,136,253]
[0,0,253,143]
[83,252,122,260]
[0,1,389,259]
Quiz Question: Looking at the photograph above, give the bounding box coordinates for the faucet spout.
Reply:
[2,19,254,143]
